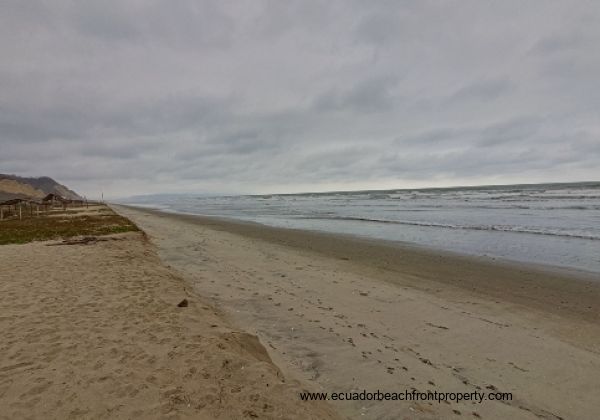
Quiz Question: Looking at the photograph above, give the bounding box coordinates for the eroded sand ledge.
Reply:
[0,230,338,419]
[114,205,600,420]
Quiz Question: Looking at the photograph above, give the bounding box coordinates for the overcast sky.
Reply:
[1,1,599,198]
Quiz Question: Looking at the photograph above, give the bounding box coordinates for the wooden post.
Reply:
[0,206,3,220]
[19,205,22,220]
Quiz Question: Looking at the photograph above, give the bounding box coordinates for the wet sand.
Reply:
[113,205,600,420]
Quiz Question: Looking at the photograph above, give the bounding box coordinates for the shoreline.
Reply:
[117,204,600,324]
[117,181,600,276]
[146,206,600,277]
[114,204,600,419]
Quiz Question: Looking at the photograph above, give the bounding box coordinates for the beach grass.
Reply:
[0,205,138,245]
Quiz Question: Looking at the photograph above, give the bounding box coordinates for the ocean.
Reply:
[120,182,600,275]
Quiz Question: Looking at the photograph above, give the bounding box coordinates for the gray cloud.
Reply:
[0,0,599,198]
[314,76,400,113]
[529,32,584,56]
[446,79,514,104]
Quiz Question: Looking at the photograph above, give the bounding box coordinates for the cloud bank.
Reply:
[1,0,598,197]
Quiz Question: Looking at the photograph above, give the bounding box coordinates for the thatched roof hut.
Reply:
[0,198,26,206]
[42,193,67,203]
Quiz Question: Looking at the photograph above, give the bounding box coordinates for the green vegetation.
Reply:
[0,206,139,245]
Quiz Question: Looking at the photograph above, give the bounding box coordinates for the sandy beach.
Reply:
[112,205,600,420]
[0,208,338,419]
[3,2,600,418]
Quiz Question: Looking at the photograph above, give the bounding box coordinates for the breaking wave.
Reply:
[307,216,600,241]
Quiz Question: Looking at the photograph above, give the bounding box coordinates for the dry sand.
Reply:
[0,230,339,419]
[113,205,600,420]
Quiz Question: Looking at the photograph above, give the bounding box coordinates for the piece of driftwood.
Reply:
[47,236,104,246]
[46,236,127,246]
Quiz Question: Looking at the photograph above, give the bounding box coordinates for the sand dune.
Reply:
[0,231,338,419]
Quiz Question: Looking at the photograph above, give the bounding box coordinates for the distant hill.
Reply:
[0,174,82,202]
